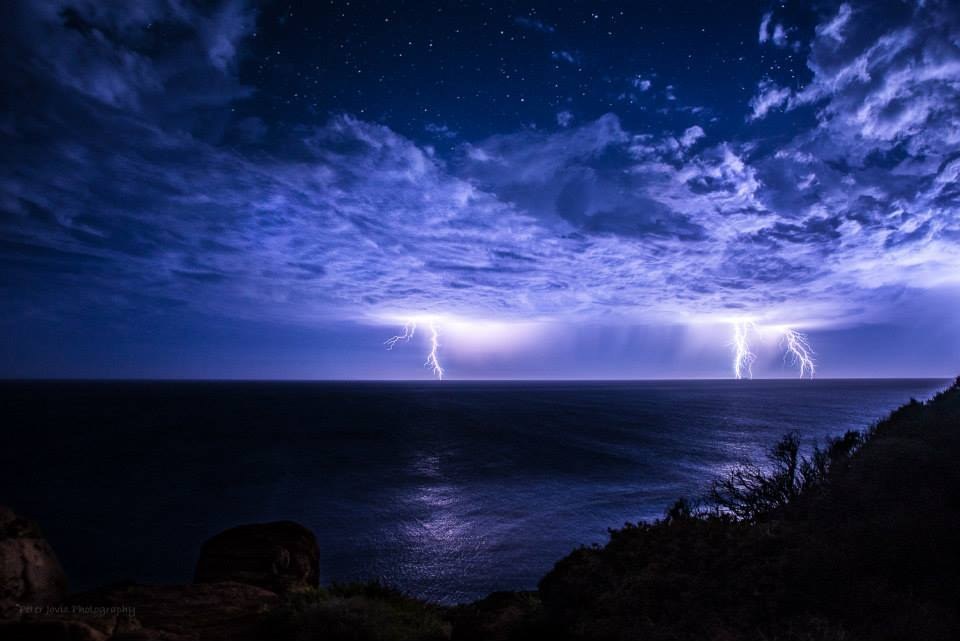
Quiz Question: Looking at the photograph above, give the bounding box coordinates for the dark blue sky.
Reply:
[2,0,959,379]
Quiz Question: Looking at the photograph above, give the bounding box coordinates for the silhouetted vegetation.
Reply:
[521,377,960,640]
[707,428,864,521]
[259,581,450,641]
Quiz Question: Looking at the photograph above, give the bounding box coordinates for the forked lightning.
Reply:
[384,319,444,380]
[782,328,816,379]
[730,322,816,379]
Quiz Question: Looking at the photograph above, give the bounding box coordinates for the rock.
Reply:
[5,614,135,640]
[0,506,67,619]
[193,521,318,593]
[70,581,280,641]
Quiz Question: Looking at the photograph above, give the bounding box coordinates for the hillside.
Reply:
[483,376,960,640]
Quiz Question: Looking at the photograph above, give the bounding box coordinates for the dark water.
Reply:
[0,379,949,603]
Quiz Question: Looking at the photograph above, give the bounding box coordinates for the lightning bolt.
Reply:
[384,319,444,380]
[732,321,756,380]
[782,328,816,379]
[385,321,416,350]
[425,321,444,380]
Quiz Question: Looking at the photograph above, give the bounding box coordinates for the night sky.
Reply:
[2,0,959,379]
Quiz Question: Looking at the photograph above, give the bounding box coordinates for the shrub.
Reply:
[707,429,864,522]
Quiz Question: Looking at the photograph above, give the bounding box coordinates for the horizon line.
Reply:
[0,375,955,383]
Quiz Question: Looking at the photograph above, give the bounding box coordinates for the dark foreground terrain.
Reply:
[2,377,958,640]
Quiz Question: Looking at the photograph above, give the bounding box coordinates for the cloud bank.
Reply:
[2,0,959,341]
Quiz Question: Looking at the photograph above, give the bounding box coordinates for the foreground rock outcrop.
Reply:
[0,506,67,619]
[71,581,280,641]
[1,581,280,641]
[193,521,319,594]
[0,519,290,640]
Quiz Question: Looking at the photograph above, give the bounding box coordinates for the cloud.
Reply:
[772,24,788,47]
[759,13,773,44]
[740,0,960,311]
[617,76,654,106]
[759,12,790,47]
[2,0,959,339]
[816,3,853,43]
[6,0,254,117]
[425,123,457,139]
[748,80,792,120]
[204,0,256,71]
[550,50,579,65]
[679,126,705,148]
[514,16,555,34]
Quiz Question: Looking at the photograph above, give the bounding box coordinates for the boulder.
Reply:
[193,521,318,594]
[0,506,67,619]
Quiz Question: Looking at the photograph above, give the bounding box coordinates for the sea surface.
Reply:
[0,379,949,603]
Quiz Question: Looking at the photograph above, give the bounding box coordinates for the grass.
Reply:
[258,581,450,641]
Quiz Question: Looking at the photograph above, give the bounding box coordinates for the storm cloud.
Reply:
[2,0,959,376]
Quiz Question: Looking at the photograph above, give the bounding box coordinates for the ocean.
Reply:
[0,378,949,603]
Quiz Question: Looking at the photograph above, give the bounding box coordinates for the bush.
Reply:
[707,429,863,521]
